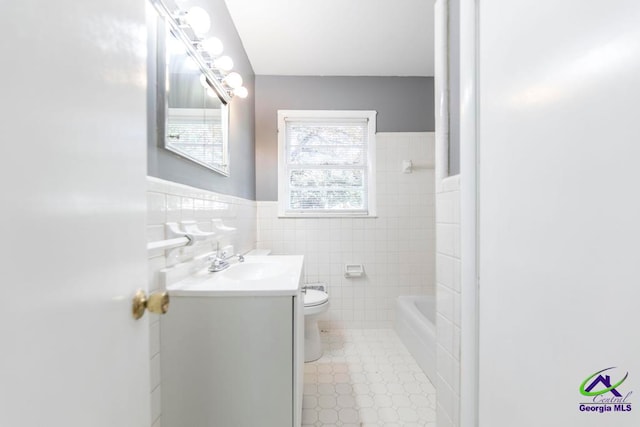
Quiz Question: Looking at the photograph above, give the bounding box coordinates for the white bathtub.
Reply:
[395,295,436,383]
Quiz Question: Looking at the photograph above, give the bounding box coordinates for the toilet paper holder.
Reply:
[344,264,364,278]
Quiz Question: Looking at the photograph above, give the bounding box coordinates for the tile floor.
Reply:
[302,329,436,427]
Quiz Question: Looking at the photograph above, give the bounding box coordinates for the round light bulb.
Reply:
[201,37,224,56]
[185,7,211,34]
[224,72,243,89]
[206,87,218,98]
[233,86,248,98]
[213,55,234,72]
[199,74,209,89]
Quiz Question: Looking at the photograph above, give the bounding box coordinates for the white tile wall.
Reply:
[145,176,257,427]
[257,132,436,329]
[436,174,461,427]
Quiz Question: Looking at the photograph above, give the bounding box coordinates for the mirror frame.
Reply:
[153,0,231,176]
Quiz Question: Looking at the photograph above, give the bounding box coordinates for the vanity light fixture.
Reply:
[213,55,234,72]
[201,37,224,56]
[185,6,211,35]
[233,87,248,98]
[199,74,210,88]
[223,72,243,89]
[152,0,248,100]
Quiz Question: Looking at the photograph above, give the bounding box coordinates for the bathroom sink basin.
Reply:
[166,255,304,296]
[221,262,286,281]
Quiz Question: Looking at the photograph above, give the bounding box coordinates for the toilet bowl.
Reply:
[303,289,330,362]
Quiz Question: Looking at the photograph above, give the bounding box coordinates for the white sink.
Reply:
[221,262,286,281]
[166,255,304,297]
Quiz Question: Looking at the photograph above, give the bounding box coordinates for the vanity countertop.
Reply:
[166,255,304,297]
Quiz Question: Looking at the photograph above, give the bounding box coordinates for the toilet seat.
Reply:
[304,289,328,307]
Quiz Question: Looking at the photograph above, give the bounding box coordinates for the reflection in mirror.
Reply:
[162,28,230,175]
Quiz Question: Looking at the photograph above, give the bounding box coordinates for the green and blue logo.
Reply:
[579,367,633,414]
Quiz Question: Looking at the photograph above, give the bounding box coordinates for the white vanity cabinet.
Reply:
[160,255,304,427]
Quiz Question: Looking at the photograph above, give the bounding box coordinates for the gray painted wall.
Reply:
[147,0,256,200]
[255,75,434,201]
[448,0,461,175]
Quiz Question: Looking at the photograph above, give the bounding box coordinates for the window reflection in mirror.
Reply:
[163,29,229,175]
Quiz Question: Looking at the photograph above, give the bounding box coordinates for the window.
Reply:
[278,110,377,217]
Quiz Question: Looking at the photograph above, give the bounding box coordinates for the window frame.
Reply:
[277,110,377,218]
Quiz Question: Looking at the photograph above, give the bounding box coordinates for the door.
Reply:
[0,1,150,426]
[476,1,640,426]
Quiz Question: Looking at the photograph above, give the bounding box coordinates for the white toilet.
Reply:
[303,288,330,362]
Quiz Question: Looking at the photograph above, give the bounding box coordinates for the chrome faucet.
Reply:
[208,243,245,272]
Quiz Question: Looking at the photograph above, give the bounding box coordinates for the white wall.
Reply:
[434,1,465,424]
[436,176,461,427]
[476,1,640,426]
[257,132,436,328]
[146,177,257,426]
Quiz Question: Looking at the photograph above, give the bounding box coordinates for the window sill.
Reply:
[277,212,378,219]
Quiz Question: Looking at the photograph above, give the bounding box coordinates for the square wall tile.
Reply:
[147,192,166,226]
[257,132,436,330]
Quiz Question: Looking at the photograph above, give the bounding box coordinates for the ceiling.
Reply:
[223,0,434,77]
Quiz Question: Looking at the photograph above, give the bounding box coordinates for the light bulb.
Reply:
[199,74,209,88]
[224,72,243,89]
[185,7,211,34]
[206,87,218,98]
[201,37,224,56]
[213,55,234,72]
[233,86,248,98]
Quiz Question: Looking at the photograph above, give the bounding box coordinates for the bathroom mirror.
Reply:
[158,20,230,176]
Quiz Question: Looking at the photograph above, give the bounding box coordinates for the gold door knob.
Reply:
[148,291,170,314]
[132,290,170,320]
